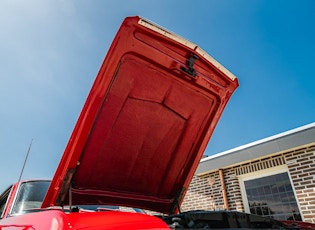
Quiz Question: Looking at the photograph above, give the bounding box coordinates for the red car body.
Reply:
[281,220,315,230]
[0,16,238,229]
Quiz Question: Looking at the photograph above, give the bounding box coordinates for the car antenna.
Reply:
[18,139,33,182]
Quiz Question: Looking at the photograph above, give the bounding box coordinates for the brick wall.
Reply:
[181,144,315,223]
[181,171,224,211]
[284,145,315,223]
[224,167,243,212]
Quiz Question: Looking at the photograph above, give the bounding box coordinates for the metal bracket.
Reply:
[56,168,75,206]
[180,54,198,78]
[170,187,186,214]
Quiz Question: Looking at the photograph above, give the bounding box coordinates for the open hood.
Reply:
[42,16,238,214]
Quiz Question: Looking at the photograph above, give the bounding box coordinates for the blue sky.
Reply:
[0,0,314,191]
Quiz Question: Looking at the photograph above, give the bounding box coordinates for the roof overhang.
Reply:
[196,122,315,175]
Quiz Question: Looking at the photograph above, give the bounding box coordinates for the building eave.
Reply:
[196,122,315,175]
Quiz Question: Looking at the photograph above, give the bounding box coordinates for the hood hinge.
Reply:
[180,54,198,78]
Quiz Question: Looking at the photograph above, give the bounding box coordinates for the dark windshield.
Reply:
[0,185,12,218]
[11,181,50,215]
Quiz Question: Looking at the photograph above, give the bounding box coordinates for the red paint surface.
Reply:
[0,16,239,229]
[42,16,238,214]
[0,210,169,229]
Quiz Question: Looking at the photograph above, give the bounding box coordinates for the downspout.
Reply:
[219,169,229,210]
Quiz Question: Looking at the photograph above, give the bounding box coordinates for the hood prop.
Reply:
[170,187,186,214]
[56,168,76,206]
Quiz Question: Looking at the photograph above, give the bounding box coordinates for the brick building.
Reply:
[181,123,315,223]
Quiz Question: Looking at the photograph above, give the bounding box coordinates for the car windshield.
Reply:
[11,181,50,215]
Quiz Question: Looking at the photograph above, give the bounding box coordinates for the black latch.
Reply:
[180,54,198,78]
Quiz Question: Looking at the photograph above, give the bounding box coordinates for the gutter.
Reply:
[219,169,229,210]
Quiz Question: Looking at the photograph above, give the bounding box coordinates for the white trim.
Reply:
[239,165,289,213]
[138,17,237,81]
[195,46,237,81]
[201,122,315,163]
[138,18,196,50]
[238,165,302,220]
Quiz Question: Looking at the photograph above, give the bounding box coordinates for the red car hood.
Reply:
[42,16,238,214]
